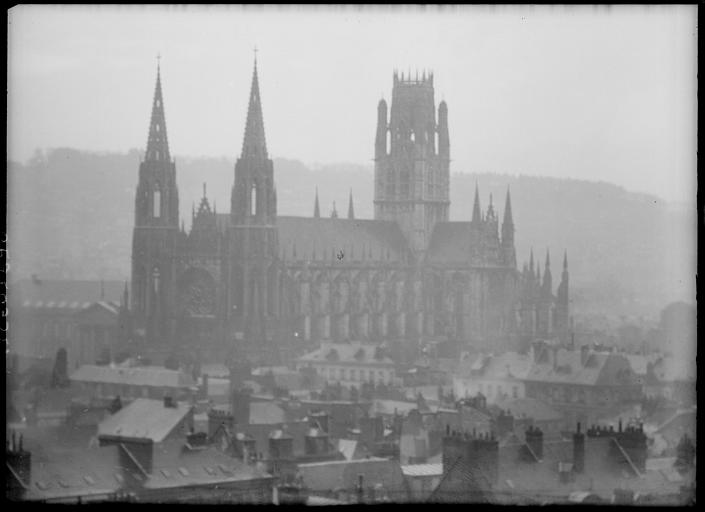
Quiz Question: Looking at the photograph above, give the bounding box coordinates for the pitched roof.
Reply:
[494,397,564,423]
[11,279,125,311]
[459,352,533,380]
[298,342,395,366]
[298,457,405,494]
[401,462,443,477]
[523,349,637,386]
[70,364,197,389]
[97,398,192,443]
[277,216,411,263]
[425,222,504,265]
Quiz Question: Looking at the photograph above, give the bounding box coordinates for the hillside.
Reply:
[7,148,695,318]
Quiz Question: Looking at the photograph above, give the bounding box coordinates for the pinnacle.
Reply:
[145,62,170,162]
[241,56,268,160]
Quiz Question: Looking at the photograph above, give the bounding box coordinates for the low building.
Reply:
[70,364,198,403]
[8,278,129,371]
[295,342,399,388]
[494,396,565,435]
[7,425,274,503]
[98,397,195,446]
[429,422,694,504]
[297,457,407,503]
[401,462,443,502]
[522,344,642,427]
[452,351,532,403]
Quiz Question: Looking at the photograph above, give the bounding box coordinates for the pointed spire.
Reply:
[331,201,338,219]
[203,182,207,199]
[503,187,514,227]
[313,188,320,218]
[347,189,355,220]
[146,59,170,162]
[529,248,535,275]
[545,249,551,269]
[486,193,495,220]
[563,250,568,271]
[472,182,482,223]
[241,53,268,159]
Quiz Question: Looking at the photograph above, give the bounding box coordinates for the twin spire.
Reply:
[146,61,170,162]
[472,182,514,228]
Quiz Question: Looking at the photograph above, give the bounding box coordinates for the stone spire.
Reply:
[472,182,482,223]
[347,189,355,220]
[241,55,268,160]
[313,188,320,218]
[145,59,170,162]
[543,249,552,295]
[331,201,338,219]
[502,187,514,232]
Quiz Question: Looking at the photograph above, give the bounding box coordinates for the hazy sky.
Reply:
[8,5,697,203]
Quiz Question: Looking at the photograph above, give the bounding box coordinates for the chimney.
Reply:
[525,425,544,461]
[311,411,329,434]
[269,431,294,461]
[6,432,31,499]
[231,389,251,427]
[163,395,176,408]
[573,422,585,473]
[186,431,208,449]
[441,429,499,492]
[497,409,515,437]
[207,408,234,441]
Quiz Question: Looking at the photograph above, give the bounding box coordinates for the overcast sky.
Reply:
[8,5,697,203]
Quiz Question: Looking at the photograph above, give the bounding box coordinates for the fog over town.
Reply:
[6,5,696,505]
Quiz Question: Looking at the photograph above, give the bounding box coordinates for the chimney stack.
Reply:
[573,422,585,473]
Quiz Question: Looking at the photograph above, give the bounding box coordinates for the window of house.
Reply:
[512,386,518,398]
[350,369,357,381]
[340,368,345,380]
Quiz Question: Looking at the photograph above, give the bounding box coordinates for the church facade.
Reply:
[130,59,570,362]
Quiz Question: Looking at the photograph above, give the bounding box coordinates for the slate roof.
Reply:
[523,349,636,386]
[298,342,395,366]
[143,441,272,491]
[216,214,412,263]
[494,397,564,423]
[97,398,192,443]
[401,463,443,477]
[71,365,197,389]
[297,457,406,494]
[458,351,533,380]
[11,279,125,311]
[429,434,689,503]
[425,222,503,265]
[16,430,273,502]
[277,216,411,263]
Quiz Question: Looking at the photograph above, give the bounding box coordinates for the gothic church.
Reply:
[131,58,570,362]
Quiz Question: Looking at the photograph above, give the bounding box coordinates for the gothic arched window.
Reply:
[251,184,257,216]
[153,184,161,218]
[152,266,161,295]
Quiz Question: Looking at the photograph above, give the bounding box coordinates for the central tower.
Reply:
[374,71,450,258]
